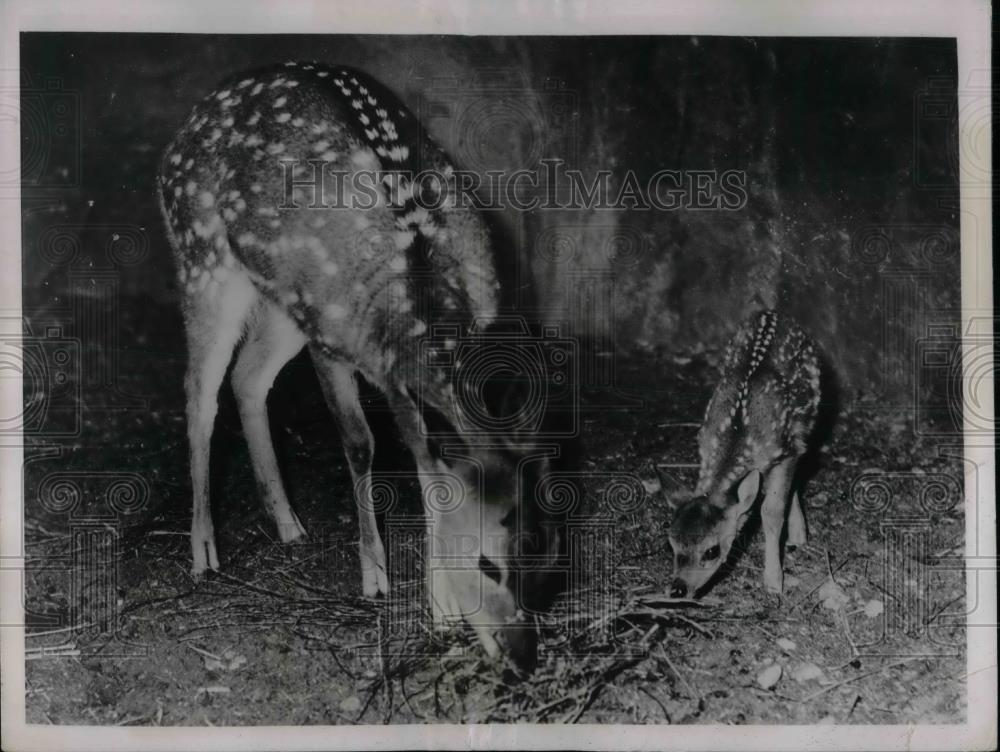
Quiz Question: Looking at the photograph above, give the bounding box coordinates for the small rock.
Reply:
[642,477,662,494]
[339,695,362,713]
[862,599,884,618]
[818,577,849,611]
[776,638,797,652]
[791,662,826,683]
[757,663,782,689]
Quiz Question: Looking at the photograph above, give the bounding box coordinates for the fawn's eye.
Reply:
[676,554,690,567]
[703,545,721,562]
[478,554,501,584]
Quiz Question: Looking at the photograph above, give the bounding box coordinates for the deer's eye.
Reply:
[676,554,690,567]
[478,554,501,584]
[703,545,721,562]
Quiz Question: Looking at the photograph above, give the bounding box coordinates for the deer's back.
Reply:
[157,62,499,387]
[695,310,821,497]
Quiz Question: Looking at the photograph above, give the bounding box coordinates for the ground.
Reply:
[22,299,967,725]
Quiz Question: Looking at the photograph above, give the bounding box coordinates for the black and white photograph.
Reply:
[0,1,994,750]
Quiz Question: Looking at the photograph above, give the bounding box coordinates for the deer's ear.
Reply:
[656,466,692,510]
[735,469,761,513]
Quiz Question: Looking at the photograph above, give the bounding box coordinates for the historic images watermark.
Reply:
[278,159,749,213]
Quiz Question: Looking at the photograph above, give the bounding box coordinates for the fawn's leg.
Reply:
[386,387,461,625]
[761,457,796,594]
[182,273,257,576]
[311,357,388,598]
[231,301,308,543]
[385,387,439,485]
[787,488,807,547]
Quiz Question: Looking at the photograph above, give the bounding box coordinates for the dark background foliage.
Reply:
[21,34,959,404]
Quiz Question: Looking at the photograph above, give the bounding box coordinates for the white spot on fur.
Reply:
[394,231,414,250]
[324,303,348,320]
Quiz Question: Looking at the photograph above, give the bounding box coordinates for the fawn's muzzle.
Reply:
[498,615,538,674]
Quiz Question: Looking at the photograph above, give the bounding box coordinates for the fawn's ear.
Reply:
[735,469,762,513]
[655,466,692,509]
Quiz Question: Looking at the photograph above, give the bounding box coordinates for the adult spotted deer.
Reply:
[157,62,562,671]
[664,310,821,598]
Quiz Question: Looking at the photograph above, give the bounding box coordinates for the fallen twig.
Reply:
[26,622,93,639]
[656,644,700,701]
[796,657,922,703]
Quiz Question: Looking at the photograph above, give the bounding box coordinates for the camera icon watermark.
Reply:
[0,321,82,442]
[913,69,991,194]
[914,316,995,441]
[2,72,81,195]
[418,316,578,439]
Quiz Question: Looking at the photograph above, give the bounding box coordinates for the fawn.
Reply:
[156,62,560,670]
[664,310,821,597]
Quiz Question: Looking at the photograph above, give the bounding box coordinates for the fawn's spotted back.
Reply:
[158,61,498,400]
[695,310,821,502]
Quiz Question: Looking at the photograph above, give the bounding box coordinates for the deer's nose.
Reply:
[499,614,538,675]
[670,579,688,599]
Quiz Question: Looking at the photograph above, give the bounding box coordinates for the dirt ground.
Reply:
[22,296,967,725]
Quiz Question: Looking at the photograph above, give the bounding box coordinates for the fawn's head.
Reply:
[665,470,761,598]
[425,445,560,673]
[414,319,573,672]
